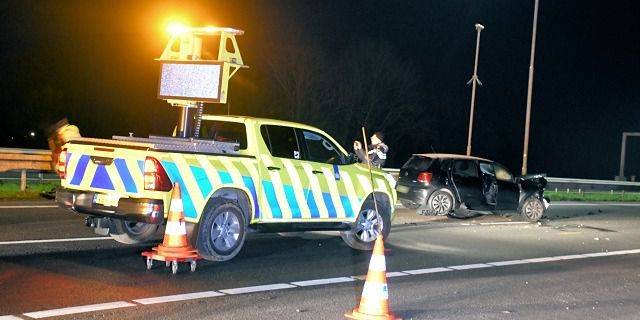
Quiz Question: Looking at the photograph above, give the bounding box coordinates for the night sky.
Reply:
[0,0,638,179]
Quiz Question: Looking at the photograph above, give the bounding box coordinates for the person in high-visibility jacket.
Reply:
[353,131,388,169]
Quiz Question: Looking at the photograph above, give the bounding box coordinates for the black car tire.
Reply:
[340,200,391,251]
[109,220,159,244]
[426,190,455,216]
[520,196,545,222]
[197,202,246,261]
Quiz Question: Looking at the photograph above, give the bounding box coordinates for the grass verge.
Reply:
[0,181,59,200]
[546,191,640,202]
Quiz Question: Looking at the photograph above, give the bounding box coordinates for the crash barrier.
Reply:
[382,168,640,192]
[0,148,53,191]
[1,147,638,194]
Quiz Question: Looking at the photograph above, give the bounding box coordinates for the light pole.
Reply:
[466,23,485,156]
[618,132,640,180]
[521,0,540,176]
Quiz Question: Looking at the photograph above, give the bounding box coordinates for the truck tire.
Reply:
[520,196,545,222]
[109,220,159,244]
[340,200,391,251]
[197,202,246,261]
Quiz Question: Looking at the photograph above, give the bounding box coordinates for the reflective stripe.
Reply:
[341,172,361,216]
[70,155,90,186]
[301,163,329,218]
[282,159,311,219]
[171,155,205,217]
[115,158,138,193]
[262,180,282,219]
[196,155,222,187]
[368,254,386,271]
[162,160,197,219]
[361,282,388,300]
[260,155,293,219]
[240,158,264,220]
[321,167,345,218]
[189,165,213,198]
[170,199,183,213]
[165,220,186,235]
[90,165,114,190]
[357,174,373,194]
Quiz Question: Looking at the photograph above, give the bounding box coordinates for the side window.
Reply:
[479,162,495,176]
[453,160,479,178]
[494,163,514,182]
[200,120,248,149]
[261,125,301,159]
[301,130,343,164]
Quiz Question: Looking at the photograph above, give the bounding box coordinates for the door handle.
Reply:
[312,170,323,175]
[267,166,281,171]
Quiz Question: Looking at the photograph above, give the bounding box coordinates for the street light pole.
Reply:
[521,0,540,176]
[466,23,485,156]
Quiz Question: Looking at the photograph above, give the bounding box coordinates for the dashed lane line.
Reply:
[133,291,225,305]
[22,302,135,319]
[4,248,640,319]
[0,237,112,245]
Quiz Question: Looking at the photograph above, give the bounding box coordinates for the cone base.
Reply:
[345,309,400,320]
[142,247,200,261]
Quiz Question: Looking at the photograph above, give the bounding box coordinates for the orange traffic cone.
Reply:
[345,235,400,320]
[142,182,200,274]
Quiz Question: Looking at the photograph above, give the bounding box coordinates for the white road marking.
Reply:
[23,302,135,319]
[0,316,24,320]
[486,260,528,266]
[133,291,225,305]
[582,252,614,257]
[479,222,531,226]
[219,283,296,295]
[550,203,640,207]
[0,237,111,245]
[448,263,493,270]
[0,205,58,209]
[291,277,355,287]
[523,257,563,263]
[555,254,589,260]
[403,267,452,275]
[386,272,410,278]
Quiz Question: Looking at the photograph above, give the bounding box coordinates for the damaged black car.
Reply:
[395,153,549,221]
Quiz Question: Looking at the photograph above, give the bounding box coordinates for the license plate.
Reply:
[94,193,120,207]
[396,185,410,194]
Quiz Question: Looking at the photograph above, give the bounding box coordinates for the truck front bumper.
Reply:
[56,188,164,224]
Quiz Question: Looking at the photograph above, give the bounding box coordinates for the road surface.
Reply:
[1,201,639,319]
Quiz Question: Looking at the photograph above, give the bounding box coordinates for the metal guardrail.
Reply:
[0,148,53,191]
[382,168,640,192]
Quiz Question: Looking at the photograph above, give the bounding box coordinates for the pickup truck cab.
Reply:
[56,115,397,261]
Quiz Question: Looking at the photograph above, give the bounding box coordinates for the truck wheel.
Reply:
[109,220,159,244]
[520,196,545,222]
[340,200,391,251]
[197,202,246,261]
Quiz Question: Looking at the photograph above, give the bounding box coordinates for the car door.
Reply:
[479,161,498,206]
[493,163,519,211]
[259,125,311,220]
[451,159,493,210]
[298,129,356,220]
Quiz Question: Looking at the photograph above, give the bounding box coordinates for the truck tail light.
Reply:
[56,149,67,179]
[417,171,432,185]
[144,157,172,191]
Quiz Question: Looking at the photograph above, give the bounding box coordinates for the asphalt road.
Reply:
[1,201,640,319]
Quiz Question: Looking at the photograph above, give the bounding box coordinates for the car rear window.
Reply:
[200,120,248,149]
[401,156,433,171]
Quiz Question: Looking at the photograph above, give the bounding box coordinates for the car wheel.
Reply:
[340,200,391,251]
[109,220,159,244]
[520,196,545,222]
[426,190,454,216]
[197,202,246,261]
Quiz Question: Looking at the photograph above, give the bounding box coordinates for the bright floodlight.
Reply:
[158,62,222,102]
[167,22,188,35]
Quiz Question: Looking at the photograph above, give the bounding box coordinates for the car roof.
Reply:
[201,114,323,132]
[413,153,492,162]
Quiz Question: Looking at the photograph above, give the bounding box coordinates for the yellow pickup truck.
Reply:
[56,115,397,261]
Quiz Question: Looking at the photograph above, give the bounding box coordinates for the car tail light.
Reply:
[56,149,67,179]
[144,157,172,191]
[417,171,432,185]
